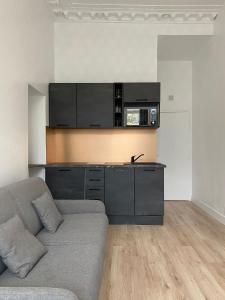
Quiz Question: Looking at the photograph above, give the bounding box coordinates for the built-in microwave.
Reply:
[124,106,159,128]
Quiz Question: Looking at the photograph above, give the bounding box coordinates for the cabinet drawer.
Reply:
[46,167,84,188]
[46,167,85,200]
[51,188,84,200]
[86,167,104,178]
[85,188,105,202]
[86,177,105,187]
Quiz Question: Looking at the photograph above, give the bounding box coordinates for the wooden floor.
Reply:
[99,201,225,300]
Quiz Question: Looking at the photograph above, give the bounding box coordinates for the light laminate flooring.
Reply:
[99,201,225,300]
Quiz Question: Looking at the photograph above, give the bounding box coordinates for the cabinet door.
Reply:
[123,83,160,103]
[46,167,85,199]
[135,168,164,216]
[105,167,134,215]
[77,83,113,128]
[49,83,76,128]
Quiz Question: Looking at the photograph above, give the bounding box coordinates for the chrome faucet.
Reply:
[131,154,144,164]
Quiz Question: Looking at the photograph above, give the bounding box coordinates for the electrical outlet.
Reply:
[168,95,174,101]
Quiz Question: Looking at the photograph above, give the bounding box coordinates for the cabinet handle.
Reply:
[115,168,126,172]
[88,169,102,172]
[58,169,72,172]
[89,124,101,127]
[135,99,148,102]
[89,179,101,182]
[88,188,101,191]
[144,169,156,172]
[56,124,70,127]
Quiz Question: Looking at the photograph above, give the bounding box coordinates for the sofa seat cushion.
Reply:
[0,242,106,300]
[37,213,108,246]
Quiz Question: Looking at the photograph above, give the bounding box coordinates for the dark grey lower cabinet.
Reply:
[105,167,134,216]
[46,167,85,199]
[85,167,105,202]
[135,168,164,216]
[45,165,165,224]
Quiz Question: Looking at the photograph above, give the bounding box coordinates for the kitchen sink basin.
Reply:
[123,162,162,166]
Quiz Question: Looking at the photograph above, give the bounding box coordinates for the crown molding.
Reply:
[48,1,221,23]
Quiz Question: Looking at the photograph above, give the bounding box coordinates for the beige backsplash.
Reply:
[46,128,157,163]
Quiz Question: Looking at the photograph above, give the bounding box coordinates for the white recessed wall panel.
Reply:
[158,111,192,200]
[158,61,192,200]
[28,86,46,164]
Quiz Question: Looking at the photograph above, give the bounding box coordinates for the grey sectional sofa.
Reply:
[0,178,108,300]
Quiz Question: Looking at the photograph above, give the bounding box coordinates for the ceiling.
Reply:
[48,0,225,23]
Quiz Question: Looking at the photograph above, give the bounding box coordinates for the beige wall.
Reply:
[47,128,157,163]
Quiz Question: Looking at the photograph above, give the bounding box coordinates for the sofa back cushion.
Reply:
[5,178,52,235]
[0,188,20,275]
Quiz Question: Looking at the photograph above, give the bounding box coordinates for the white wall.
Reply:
[54,22,210,201]
[0,0,54,187]
[55,23,158,82]
[192,6,225,223]
[54,22,212,83]
[158,61,192,200]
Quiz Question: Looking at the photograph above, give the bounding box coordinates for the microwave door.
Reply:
[140,109,148,126]
[125,109,140,126]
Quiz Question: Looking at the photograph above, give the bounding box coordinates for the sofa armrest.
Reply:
[55,200,105,214]
[0,287,78,300]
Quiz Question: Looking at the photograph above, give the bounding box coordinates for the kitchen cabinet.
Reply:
[45,163,165,224]
[85,167,105,202]
[135,167,164,216]
[46,167,85,199]
[123,83,160,103]
[77,83,114,128]
[105,167,134,216]
[49,83,77,128]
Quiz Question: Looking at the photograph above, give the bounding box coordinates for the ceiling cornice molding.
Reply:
[48,1,221,23]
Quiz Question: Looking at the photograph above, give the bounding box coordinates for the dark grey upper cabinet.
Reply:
[105,167,134,216]
[135,168,164,216]
[49,83,77,128]
[77,83,114,128]
[46,167,85,199]
[123,83,160,103]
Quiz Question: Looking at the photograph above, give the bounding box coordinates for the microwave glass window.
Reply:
[126,109,140,126]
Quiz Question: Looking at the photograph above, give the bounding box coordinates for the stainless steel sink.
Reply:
[123,162,160,166]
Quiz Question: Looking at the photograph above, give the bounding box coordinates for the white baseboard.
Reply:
[192,199,225,225]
